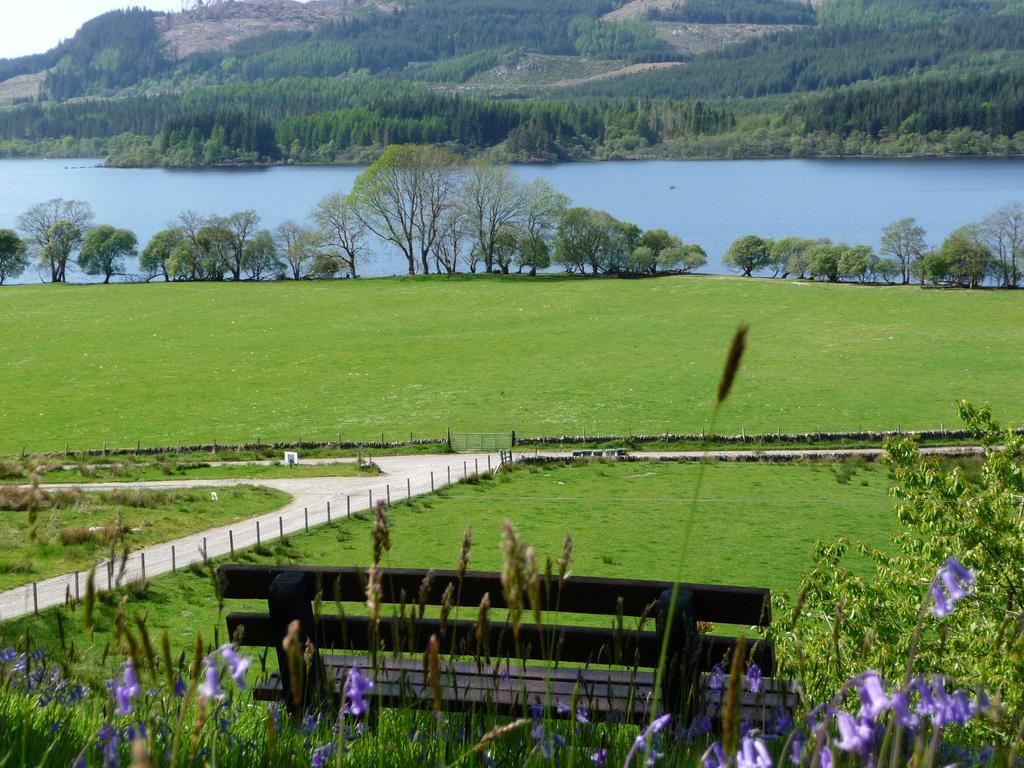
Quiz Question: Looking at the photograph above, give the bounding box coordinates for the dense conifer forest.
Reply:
[0,0,1023,163]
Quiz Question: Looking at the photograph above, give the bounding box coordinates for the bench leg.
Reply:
[269,572,329,716]
[657,588,701,726]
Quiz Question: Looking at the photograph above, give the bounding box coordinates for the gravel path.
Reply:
[0,452,500,621]
[0,445,986,620]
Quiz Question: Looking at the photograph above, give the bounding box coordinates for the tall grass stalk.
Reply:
[648,324,748,756]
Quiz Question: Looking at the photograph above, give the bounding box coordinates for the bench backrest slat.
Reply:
[218,565,771,627]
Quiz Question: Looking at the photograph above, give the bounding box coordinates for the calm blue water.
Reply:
[2,157,1024,281]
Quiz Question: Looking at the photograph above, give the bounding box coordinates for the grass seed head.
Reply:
[457,526,472,582]
[372,502,391,565]
[717,324,749,407]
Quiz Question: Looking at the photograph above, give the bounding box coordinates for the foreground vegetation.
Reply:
[0,484,290,590]
[1,410,1021,765]
[1,276,1022,453]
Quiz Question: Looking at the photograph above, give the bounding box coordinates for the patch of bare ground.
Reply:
[603,0,691,21]
[157,0,367,58]
[0,71,46,104]
[653,21,798,54]
[549,60,684,87]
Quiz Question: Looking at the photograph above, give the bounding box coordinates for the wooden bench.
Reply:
[218,564,797,727]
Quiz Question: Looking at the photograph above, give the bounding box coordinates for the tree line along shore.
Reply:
[1,145,1023,289]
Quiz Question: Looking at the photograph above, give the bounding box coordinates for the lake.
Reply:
[2,157,1024,281]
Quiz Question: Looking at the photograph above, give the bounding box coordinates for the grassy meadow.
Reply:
[2,459,898,679]
[1,274,1020,455]
[0,484,290,590]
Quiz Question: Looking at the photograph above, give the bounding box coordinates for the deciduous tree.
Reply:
[352,144,463,275]
[880,217,926,285]
[139,228,182,282]
[0,229,27,285]
[78,225,137,283]
[313,192,369,278]
[723,234,771,277]
[17,199,94,283]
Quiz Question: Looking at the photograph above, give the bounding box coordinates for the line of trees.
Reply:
[722,204,1024,288]
[0,149,702,284]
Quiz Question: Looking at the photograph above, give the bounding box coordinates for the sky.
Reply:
[0,1,184,59]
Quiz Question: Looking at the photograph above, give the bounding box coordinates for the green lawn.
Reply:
[1,459,898,680]
[1,274,1019,454]
[0,460,378,485]
[0,484,291,590]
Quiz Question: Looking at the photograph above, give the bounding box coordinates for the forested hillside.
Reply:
[0,0,1022,163]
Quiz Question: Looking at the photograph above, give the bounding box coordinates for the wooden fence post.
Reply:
[463,461,467,479]
[256,521,261,546]
[407,477,411,498]
[305,508,309,532]
[475,458,479,476]
[33,582,38,614]
[75,572,80,602]
[141,552,146,580]
[279,516,284,539]
[203,537,208,563]
[171,545,176,573]
[430,471,434,492]
[487,455,491,472]
[347,495,351,518]
[448,466,451,485]
[386,484,391,505]
[230,530,235,556]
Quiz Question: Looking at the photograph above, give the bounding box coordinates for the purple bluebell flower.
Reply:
[930,557,975,617]
[891,691,919,729]
[218,645,250,690]
[577,707,590,724]
[556,701,572,716]
[691,714,712,736]
[819,746,833,768]
[499,665,510,684]
[71,756,86,768]
[311,743,336,768]
[928,679,975,728]
[528,704,544,720]
[835,712,875,755]
[173,677,187,698]
[591,747,608,767]
[99,722,119,768]
[113,661,141,716]
[199,660,224,701]
[343,665,372,717]
[857,672,891,720]
[702,743,727,768]
[747,664,763,694]
[531,723,565,759]
[0,648,16,663]
[788,735,805,766]
[771,707,793,737]
[624,714,672,768]
[709,664,725,691]
[737,736,773,768]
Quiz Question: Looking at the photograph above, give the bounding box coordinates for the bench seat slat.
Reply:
[251,654,800,724]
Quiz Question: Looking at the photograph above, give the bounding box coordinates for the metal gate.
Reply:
[449,432,513,452]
